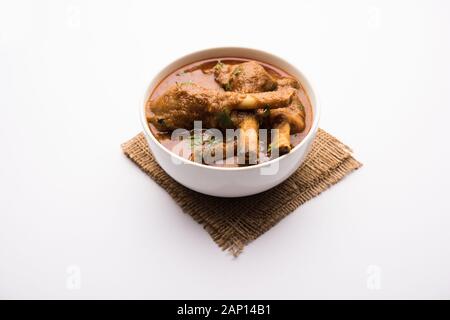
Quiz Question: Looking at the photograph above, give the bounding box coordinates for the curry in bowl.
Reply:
[145,58,313,167]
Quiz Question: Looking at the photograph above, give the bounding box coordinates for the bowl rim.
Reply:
[140,46,321,172]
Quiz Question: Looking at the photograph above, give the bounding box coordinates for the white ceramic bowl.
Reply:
[141,47,320,197]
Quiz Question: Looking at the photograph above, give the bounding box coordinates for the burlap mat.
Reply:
[121,129,361,256]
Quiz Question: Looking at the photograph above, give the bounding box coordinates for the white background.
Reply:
[1,0,450,299]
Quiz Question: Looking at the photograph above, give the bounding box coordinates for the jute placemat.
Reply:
[121,129,361,256]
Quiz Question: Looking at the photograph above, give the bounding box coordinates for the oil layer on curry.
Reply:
[146,58,313,167]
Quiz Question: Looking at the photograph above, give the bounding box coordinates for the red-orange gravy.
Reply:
[145,57,313,166]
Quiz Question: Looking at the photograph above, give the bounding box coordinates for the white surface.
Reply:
[1,0,449,299]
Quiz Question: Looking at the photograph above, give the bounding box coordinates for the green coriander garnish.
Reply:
[214,60,224,72]
[189,134,202,148]
[217,109,234,128]
[231,66,242,77]
[298,101,305,112]
[224,82,232,91]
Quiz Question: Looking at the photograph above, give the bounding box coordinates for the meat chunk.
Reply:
[276,77,300,89]
[269,94,306,154]
[214,61,277,93]
[148,82,296,131]
[230,111,259,164]
[270,96,305,133]
[214,61,278,162]
[214,60,305,157]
